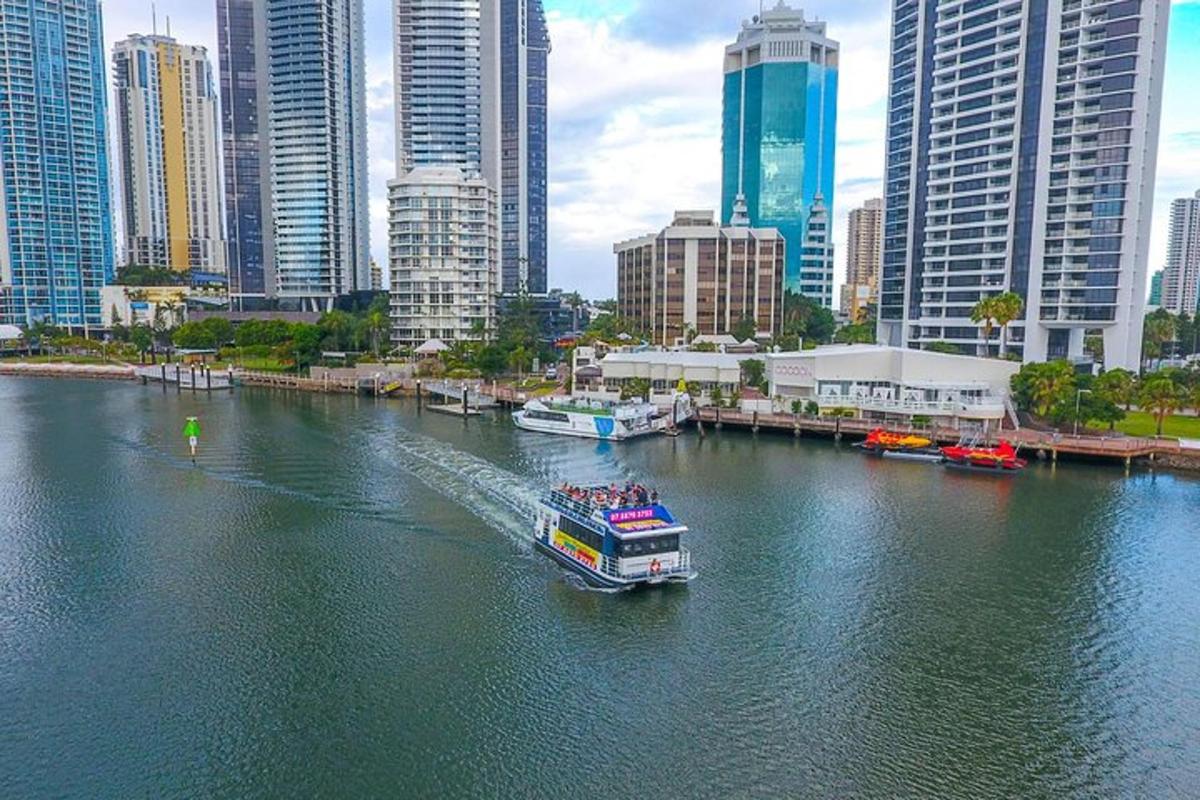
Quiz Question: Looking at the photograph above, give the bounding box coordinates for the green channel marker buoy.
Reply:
[183,416,201,463]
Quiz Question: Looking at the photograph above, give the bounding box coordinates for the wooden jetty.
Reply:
[692,406,1194,470]
[136,364,234,392]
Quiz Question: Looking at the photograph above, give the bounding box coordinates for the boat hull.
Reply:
[533,537,692,588]
[943,459,1025,475]
[513,411,660,441]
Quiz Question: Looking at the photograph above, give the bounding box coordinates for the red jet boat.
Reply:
[940,439,1027,472]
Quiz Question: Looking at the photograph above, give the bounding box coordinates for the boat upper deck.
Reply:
[547,485,686,537]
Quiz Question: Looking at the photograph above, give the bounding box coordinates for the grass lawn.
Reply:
[1114,410,1200,439]
[233,356,292,372]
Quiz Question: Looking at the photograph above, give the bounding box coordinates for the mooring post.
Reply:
[175,364,181,393]
[228,364,234,392]
[160,363,167,392]
[190,365,197,393]
[1052,448,1058,463]
[462,387,469,417]
[715,405,722,429]
[835,415,842,442]
[416,379,422,411]
[752,410,759,433]
[206,366,212,392]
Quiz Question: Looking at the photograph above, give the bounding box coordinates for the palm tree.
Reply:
[970,296,997,356]
[1142,314,1175,363]
[366,310,389,357]
[1188,382,1200,419]
[564,291,584,332]
[990,292,1024,358]
[1095,368,1136,411]
[1031,361,1075,417]
[1139,376,1182,437]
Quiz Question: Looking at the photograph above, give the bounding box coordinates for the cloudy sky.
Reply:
[104,0,1200,300]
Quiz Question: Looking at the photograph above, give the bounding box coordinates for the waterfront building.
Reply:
[500,0,549,295]
[112,35,225,278]
[766,345,1019,432]
[1148,269,1163,307]
[841,198,883,322]
[721,2,838,305]
[878,0,1171,371]
[100,285,189,329]
[575,350,750,407]
[0,0,113,329]
[1162,190,1200,315]
[216,0,273,303]
[388,167,499,349]
[392,0,502,341]
[615,211,785,346]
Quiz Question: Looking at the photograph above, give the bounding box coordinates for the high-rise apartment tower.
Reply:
[1162,190,1200,315]
[0,0,114,328]
[878,0,1171,370]
[113,34,226,276]
[842,198,883,320]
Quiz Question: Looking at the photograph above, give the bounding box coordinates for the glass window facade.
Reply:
[0,0,114,328]
[721,12,838,305]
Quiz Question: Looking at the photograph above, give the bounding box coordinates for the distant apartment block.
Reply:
[500,0,550,294]
[721,2,838,306]
[0,0,113,328]
[615,211,785,346]
[388,168,499,348]
[113,35,226,277]
[879,0,1171,370]
[841,198,883,321]
[1162,190,1200,314]
[217,0,273,300]
[1148,269,1163,307]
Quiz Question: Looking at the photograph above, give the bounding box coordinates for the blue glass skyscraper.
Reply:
[721,3,838,307]
[0,0,114,328]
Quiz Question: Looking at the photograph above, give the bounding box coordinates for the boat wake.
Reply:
[367,426,542,549]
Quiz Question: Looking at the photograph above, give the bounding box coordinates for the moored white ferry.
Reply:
[513,398,668,440]
[533,484,696,589]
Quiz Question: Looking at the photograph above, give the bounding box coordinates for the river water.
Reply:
[1,377,1198,798]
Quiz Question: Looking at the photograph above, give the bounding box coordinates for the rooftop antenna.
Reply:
[151,1,157,35]
[166,15,171,38]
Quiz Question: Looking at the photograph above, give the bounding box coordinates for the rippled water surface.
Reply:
[1,377,1198,798]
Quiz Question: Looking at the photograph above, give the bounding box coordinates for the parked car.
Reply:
[544,366,558,380]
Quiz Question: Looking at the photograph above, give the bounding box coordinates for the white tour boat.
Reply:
[533,484,696,589]
[513,397,673,440]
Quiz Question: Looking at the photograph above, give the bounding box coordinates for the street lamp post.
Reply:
[1073,388,1092,437]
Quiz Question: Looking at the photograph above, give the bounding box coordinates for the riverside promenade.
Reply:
[693,406,1196,470]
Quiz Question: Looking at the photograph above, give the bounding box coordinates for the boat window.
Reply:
[526,409,571,423]
[559,516,604,552]
[618,534,679,558]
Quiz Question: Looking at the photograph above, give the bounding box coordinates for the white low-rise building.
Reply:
[766,345,1020,430]
[577,350,753,406]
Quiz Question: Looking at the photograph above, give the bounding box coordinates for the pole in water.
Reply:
[182,416,201,464]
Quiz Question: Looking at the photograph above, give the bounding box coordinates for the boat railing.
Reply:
[548,490,603,522]
[598,548,692,580]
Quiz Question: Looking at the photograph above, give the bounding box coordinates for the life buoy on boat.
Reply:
[649,559,662,575]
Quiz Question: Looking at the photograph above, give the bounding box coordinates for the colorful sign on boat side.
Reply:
[552,530,599,570]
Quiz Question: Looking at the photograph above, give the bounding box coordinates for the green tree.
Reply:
[172,321,217,350]
[709,385,724,408]
[1143,310,1176,361]
[1139,376,1182,436]
[805,400,820,416]
[833,322,875,344]
[991,292,1024,358]
[620,377,651,402]
[474,344,507,377]
[740,358,766,390]
[200,316,234,348]
[970,296,998,355]
[1011,361,1076,417]
[782,290,835,344]
[1094,368,1136,411]
[731,314,756,343]
[129,324,153,362]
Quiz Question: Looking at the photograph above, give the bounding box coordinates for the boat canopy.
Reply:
[602,505,680,536]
